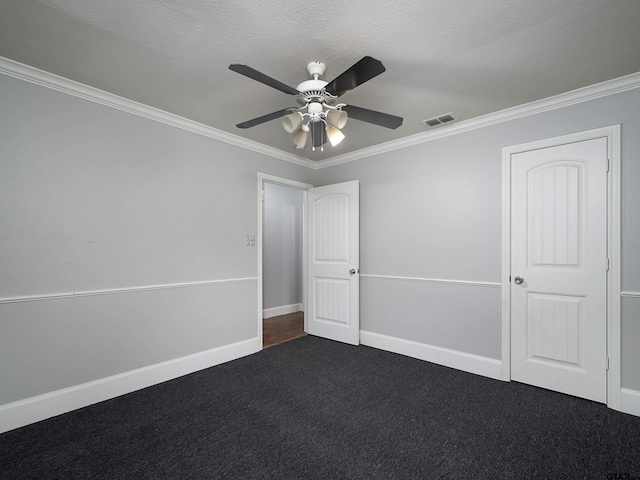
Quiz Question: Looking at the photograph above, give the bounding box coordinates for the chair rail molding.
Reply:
[0,277,258,304]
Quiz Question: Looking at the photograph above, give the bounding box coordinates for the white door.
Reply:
[511,137,608,403]
[306,180,359,345]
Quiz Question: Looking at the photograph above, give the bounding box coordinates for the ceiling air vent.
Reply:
[421,112,456,128]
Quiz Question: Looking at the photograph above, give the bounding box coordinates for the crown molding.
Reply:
[2,55,639,172]
[315,70,640,169]
[0,56,316,170]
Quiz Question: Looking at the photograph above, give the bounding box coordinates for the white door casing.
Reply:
[307,181,360,345]
[510,137,608,403]
[257,173,313,345]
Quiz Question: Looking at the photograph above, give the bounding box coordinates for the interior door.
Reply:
[511,137,608,403]
[306,180,359,345]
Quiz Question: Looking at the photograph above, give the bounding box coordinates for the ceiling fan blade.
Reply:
[229,64,300,95]
[236,108,294,129]
[344,105,403,129]
[311,121,328,148]
[324,56,386,97]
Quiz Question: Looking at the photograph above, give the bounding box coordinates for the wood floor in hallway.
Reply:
[263,311,305,348]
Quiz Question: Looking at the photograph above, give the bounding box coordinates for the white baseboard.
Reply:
[0,337,261,434]
[360,330,503,380]
[619,388,640,417]
[263,303,303,319]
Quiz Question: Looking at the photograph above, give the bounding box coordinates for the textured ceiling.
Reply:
[1,0,639,161]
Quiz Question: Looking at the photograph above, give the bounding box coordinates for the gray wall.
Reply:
[315,88,640,390]
[0,73,313,405]
[2,65,639,410]
[263,182,303,310]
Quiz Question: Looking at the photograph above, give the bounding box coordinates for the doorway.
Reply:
[258,174,313,348]
[257,174,362,349]
[501,126,621,409]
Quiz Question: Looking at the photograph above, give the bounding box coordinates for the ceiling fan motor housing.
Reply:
[296,62,339,107]
[296,79,335,106]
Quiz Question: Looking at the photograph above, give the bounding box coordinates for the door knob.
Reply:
[349,269,357,275]
[514,276,524,285]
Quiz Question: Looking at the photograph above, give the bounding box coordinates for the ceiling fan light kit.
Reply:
[281,112,302,133]
[327,126,346,147]
[293,128,308,149]
[229,56,403,152]
[327,109,348,129]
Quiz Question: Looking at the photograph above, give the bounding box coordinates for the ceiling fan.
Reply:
[228,56,403,151]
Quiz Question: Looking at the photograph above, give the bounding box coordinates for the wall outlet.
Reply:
[245,234,256,246]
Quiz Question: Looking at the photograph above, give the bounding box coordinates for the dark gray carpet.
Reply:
[1,335,639,479]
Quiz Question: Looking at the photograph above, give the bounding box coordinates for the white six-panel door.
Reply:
[511,137,608,403]
[306,181,359,345]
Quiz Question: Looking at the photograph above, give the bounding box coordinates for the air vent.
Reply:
[421,112,456,128]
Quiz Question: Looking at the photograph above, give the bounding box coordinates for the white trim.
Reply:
[2,56,639,172]
[360,273,501,288]
[0,56,315,170]
[0,277,258,304]
[621,291,640,298]
[360,330,502,380]
[619,389,640,417]
[501,125,622,409]
[607,126,623,410]
[501,136,513,382]
[263,303,303,319]
[257,173,313,349]
[257,173,313,190]
[0,336,261,434]
[315,72,640,169]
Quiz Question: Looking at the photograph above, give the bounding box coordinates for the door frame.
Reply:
[257,173,313,347]
[501,125,621,410]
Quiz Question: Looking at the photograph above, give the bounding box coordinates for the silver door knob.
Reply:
[514,276,524,284]
[349,269,357,275]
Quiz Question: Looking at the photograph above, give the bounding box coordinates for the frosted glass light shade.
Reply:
[326,109,348,129]
[293,129,308,148]
[327,127,345,146]
[282,112,302,133]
